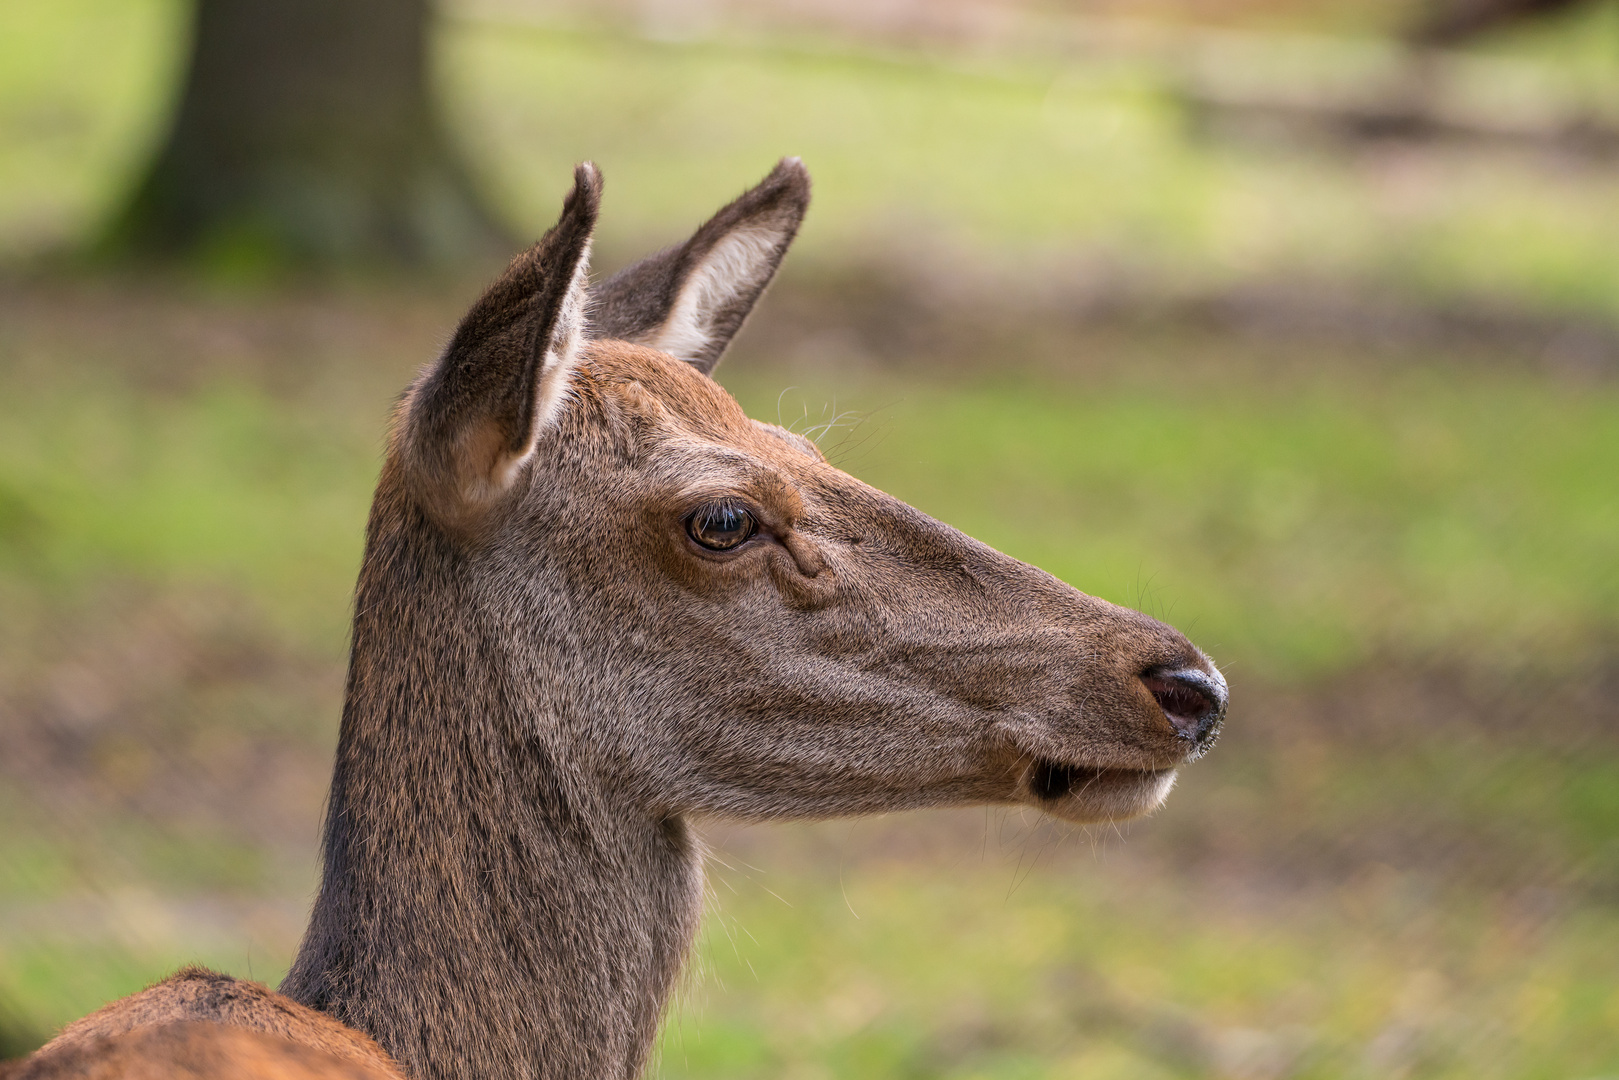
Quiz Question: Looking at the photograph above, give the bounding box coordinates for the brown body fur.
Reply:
[12,161,1226,1080]
[13,970,403,1079]
[10,1022,396,1080]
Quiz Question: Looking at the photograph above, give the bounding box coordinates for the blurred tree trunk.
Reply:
[103,0,511,268]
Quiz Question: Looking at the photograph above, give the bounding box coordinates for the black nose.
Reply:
[1141,667,1227,747]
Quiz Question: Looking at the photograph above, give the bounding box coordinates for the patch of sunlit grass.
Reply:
[7,0,1619,319]
[659,852,1619,1080]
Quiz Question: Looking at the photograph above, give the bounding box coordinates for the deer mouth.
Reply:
[1025,758,1178,823]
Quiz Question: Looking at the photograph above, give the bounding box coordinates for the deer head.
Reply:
[390,158,1225,829]
[15,159,1229,1080]
[273,159,1230,1080]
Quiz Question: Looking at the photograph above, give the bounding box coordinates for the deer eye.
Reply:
[686,503,756,551]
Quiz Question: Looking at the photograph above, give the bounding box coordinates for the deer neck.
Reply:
[283,511,703,1080]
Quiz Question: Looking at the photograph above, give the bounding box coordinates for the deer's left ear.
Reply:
[403,163,599,532]
[590,158,810,375]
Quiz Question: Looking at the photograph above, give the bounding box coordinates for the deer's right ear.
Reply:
[589,158,810,375]
[402,163,600,532]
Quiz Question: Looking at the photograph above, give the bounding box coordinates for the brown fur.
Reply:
[14,160,1226,1080]
[16,969,402,1079]
[10,1022,396,1080]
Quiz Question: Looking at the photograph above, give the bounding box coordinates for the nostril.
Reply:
[1141,669,1226,743]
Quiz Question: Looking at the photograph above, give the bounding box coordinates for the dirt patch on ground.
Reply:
[0,584,339,884]
[5,250,1615,400]
[735,256,1619,384]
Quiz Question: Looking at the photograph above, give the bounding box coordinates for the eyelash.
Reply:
[685,502,758,552]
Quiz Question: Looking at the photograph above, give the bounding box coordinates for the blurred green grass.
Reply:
[0,371,381,649]
[726,364,1619,679]
[0,0,182,255]
[8,0,1619,316]
[3,1,1619,1076]
[4,347,1615,679]
[449,18,1619,321]
[659,850,1619,1080]
[3,294,1616,1075]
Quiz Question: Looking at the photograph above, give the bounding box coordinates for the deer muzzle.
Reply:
[1018,651,1227,823]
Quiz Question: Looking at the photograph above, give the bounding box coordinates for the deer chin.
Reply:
[1023,759,1179,823]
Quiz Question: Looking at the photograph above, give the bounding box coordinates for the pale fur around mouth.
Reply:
[1025,759,1179,823]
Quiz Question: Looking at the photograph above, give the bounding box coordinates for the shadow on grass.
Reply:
[0,990,45,1061]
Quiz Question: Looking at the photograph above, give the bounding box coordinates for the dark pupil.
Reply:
[691,505,753,550]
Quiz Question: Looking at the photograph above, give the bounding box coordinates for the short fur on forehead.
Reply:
[580,340,792,449]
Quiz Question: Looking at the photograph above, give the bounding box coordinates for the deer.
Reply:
[6,159,1227,1080]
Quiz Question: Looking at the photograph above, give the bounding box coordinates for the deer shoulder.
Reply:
[10,969,403,1080]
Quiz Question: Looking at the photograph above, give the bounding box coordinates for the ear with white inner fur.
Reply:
[590,158,810,375]
[403,162,600,532]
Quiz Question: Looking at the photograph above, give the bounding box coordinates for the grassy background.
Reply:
[8,0,1619,314]
[3,1,1619,1077]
